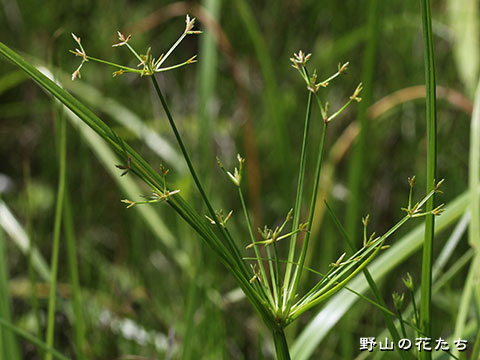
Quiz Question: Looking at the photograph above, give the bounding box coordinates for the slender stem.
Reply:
[157,57,197,72]
[272,328,291,360]
[419,0,437,357]
[45,112,67,360]
[81,55,142,74]
[151,74,282,328]
[288,121,328,306]
[267,246,278,308]
[150,75,250,279]
[223,226,266,297]
[396,308,407,338]
[283,91,313,309]
[238,188,273,303]
[155,32,187,70]
[326,97,354,123]
[410,290,420,332]
[320,66,346,86]
[125,43,144,64]
[272,240,281,304]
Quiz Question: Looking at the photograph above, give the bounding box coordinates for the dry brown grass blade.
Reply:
[368,85,473,119]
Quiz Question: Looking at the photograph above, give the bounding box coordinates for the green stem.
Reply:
[239,188,272,303]
[45,111,67,360]
[82,55,142,74]
[267,246,279,308]
[150,75,250,279]
[283,91,313,308]
[150,75,280,324]
[396,308,407,338]
[272,240,281,305]
[410,290,420,332]
[154,32,188,71]
[419,0,437,358]
[272,328,291,360]
[288,121,328,307]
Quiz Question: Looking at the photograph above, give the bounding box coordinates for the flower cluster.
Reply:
[71,15,201,80]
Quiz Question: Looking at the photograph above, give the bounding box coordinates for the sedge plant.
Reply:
[0,15,445,359]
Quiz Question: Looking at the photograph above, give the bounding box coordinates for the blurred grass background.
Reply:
[0,0,478,358]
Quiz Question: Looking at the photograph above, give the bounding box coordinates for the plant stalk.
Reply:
[150,75,250,279]
[419,0,437,357]
[283,91,313,308]
[288,121,328,306]
[272,328,291,360]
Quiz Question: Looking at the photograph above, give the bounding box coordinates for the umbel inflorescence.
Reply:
[71,15,200,80]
